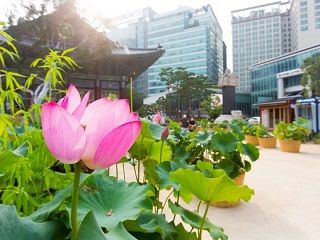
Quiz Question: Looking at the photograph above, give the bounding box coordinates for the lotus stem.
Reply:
[137,137,144,183]
[130,76,133,112]
[197,200,202,212]
[122,163,126,180]
[199,201,210,240]
[161,190,174,213]
[115,163,119,179]
[173,192,180,222]
[71,161,81,240]
[159,140,164,163]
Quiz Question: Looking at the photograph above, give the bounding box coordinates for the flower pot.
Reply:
[212,172,245,208]
[279,139,301,153]
[245,135,259,145]
[258,137,277,148]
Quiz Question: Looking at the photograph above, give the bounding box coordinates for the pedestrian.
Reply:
[188,116,197,132]
[180,114,189,132]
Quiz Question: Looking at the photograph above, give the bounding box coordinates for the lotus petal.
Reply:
[81,99,133,161]
[41,102,86,164]
[73,91,90,120]
[82,120,141,169]
[61,84,81,114]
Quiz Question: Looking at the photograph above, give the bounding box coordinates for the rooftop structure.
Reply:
[7,1,164,100]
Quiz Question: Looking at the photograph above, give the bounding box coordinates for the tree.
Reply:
[301,54,320,96]
[159,67,216,117]
[200,95,222,121]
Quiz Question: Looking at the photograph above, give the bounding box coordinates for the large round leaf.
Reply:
[168,201,227,240]
[211,132,238,154]
[169,168,254,203]
[77,173,152,229]
[0,204,66,240]
[78,211,137,240]
[141,118,165,140]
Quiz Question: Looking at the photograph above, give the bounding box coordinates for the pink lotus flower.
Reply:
[41,84,141,169]
[152,113,162,124]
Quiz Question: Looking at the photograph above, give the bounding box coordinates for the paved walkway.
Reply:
[204,143,320,240]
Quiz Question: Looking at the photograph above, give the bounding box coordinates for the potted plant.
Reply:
[200,130,259,207]
[256,125,277,148]
[274,121,310,153]
[242,123,260,145]
[313,133,320,144]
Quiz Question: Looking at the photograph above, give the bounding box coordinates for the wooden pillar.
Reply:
[119,76,126,99]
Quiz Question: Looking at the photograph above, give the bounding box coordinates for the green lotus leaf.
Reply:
[196,161,226,178]
[137,212,177,240]
[195,131,212,146]
[129,136,172,162]
[155,161,179,190]
[168,201,227,240]
[239,143,260,161]
[76,173,152,229]
[0,204,67,240]
[169,168,254,203]
[143,159,160,186]
[230,123,244,141]
[141,118,165,140]
[106,223,137,240]
[30,187,71,222]
[211,132,238,154]
[176,223,197,240]
[77,211,108,240]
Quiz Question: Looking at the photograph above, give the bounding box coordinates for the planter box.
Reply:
[212,172,245,208]
[279,139,301,153]
[245,135,259,146]
[258,137,277,148]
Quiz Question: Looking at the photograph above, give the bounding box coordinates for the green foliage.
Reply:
[0,204,67,240]
[313,133,320,144]
[301,54,320,96]
[242,123,259,136]
[256,125,274,138]
[274,121,310,141]
[169,167,254,204]
[30,48,79,99]
[159,67,216,116]
[168,202,227,240]
[76,172,152,229]
[200,96,222,121]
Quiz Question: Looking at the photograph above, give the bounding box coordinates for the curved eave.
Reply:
[105,47,165,77]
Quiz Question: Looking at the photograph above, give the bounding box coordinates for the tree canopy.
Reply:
[159,67,217,116]
[301,54,320,97]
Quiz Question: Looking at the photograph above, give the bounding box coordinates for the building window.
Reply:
[301,19,308,25]
[301,26,308,31]
[301,13,308,18]
[300,1,307,6]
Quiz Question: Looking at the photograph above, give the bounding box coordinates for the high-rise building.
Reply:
[147,5,223,95]
[107,5,223,96]
[106,8,156,95]
[231,2,290,92]
[290,0,320,51]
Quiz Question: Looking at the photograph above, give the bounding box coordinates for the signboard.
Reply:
[261,109,268,127]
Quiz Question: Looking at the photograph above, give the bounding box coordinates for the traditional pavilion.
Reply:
[7,1,164,100]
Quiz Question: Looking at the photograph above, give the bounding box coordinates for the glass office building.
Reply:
[250,44,320,112]
[147,5,223,94]
[232,2,290,92]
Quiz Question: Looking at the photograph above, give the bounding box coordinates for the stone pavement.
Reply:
[203,143,320,240]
